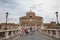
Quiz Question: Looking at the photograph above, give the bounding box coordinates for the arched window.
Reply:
[30,16,32,18]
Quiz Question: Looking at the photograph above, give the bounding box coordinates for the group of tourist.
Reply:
[20,27,35,36]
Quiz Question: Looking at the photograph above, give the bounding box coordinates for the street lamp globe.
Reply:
[6,12,8,17]
[56,11,58,17]
[55,11,58,26]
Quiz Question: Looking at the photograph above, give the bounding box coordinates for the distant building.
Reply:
[0,23,19,30]
[43,23,50,29]
[19,11,43,29]
[44,21,60,29]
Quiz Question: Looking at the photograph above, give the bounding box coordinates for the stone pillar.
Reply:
[16,30,18,35]
[25,24,27,29]
[50,30,53,36]
[42,30,45,33]
[41,24,44,30]
[15,31,17,35]
[5,31,9,38]
[11,31,14,36]
[13,31,15,35]
[18,30,20,34]
[16,30,19,35]
[55,30,59,38]
[46,30,49,34]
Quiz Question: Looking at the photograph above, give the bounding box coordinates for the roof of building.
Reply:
[43,23,50,26]
[20,11,43,20]
[20,16,43,19]
[1,23,19,26]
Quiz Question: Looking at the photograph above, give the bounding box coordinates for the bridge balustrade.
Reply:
[0,29,20,40]
[41,29,60,38]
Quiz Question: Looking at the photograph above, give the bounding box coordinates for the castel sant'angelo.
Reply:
[19,10,43,30]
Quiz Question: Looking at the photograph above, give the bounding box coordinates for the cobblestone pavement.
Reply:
[6,32,60,40]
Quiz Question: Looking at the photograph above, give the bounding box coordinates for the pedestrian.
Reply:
[21,28,25,36]
[25,29,30,35]
[30,27,32,32]
[20,29,22,36]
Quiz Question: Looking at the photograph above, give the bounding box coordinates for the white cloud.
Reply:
[0,0,60,23]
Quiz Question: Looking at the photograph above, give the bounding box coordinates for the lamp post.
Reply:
[55,11,58,26]
[4,12,9,30]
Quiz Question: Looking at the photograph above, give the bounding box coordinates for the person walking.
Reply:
[21,27,25,36]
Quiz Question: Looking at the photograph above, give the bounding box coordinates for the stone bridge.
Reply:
[0,29,20,40]
[0,29,60,40]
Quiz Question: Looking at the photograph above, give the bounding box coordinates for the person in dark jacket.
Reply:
[25,29,29,35]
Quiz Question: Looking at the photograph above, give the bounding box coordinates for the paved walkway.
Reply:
[4,32,60,40]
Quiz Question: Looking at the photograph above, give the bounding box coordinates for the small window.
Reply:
[30,16,32,18]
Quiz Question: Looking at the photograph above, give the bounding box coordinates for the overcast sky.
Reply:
[0,0,60,24]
